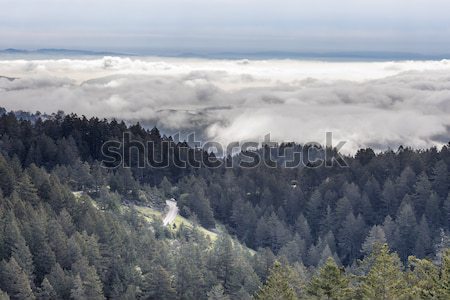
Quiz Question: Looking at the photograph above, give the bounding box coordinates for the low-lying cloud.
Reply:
[1,56,450,153]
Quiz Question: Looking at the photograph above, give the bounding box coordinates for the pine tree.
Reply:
[46,263,72,299]
[70,275,87,300]
[255,261,297,300]
[395,166,416,200]
[0,258,35,300]
[207,284,230,300]
[176,243,206,300]
[233,246,261,296]
[334,197,353,228]
[361,225,387,256]
[425,192,440,230]
[0,154,15,197]
[306,257,349,299]
[46,219,69,269]
[414,172,432,216]
[230,199,257,246]
[361,244,407,300]
[358,194,374,224]
[278,234,306,264]
[306,189,323,235]
[338,212,366,264]
[121,285,140,300]
[56,137,79,166]
[2,212,34,278]
[382,215,397,249]
[343,182,361,207]
[37,278,57,300]
[414,215,432,258]
[288,262,308,299]
[443,194,450,230]
[188,189,215,228]
[319,205,334,236]
[355,148,375,165]
[436,249,450,298]
[264,213,290,254]
[158,176,172,198]
[381,179,397,217]
[142,265,177,300]
[306,243,321,267]
[323,231,337,254]
[57,209,75,236]
[27,213,56,283]
[97,188,121,211]
[0,289,9,300]
[15,174,39,206]
[208,235,241,295]
[318,245,334,267]
[294,214,312,248]
[363,176,381,211]
[407,256,439,299]
[431,160,448,198]
[71,257,105,300]
[253,248,276,282]
[395,201,418,261]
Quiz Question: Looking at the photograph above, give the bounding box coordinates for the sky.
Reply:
[0,0,450,54]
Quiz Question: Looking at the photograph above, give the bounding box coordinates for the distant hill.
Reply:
[0,106,55,122]
[1,48,449,60]
[0,48,133,57]
[175,50,450,61]
[0,75,16,81]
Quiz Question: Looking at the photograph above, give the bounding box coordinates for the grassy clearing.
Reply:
[134,205,162,220]
[74,192,252,252]
[73,190,217,241]
[72,191,100,209]
[134,205,218,241]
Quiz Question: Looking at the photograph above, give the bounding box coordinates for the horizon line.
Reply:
[1,47,450,61]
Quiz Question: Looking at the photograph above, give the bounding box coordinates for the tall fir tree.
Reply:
[306,257,349,299]
[71,257,105,300]
[141,265,177,300]
[255,261,297,300]
[361,244,407,300]
[36,278,57,300]
[414,215,432,258]
[70,275,87,300]
[436,249,450,298]
[406,256,439,299]
[207,284,230,300]
[395,201,418,261]
[0,258,35,300]
[2,212,34,279]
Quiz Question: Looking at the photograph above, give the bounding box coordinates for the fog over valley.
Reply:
[1,56,450,153]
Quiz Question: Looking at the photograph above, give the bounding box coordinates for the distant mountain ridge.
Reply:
[0,48,133,57]
[0,75,16,81]
[0,106,55,123]
[1,48,449,61]
[173,50,450,61]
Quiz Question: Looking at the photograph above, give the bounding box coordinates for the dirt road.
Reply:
[163,198,178,226]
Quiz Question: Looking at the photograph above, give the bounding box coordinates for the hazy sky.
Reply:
[1,0,450,54]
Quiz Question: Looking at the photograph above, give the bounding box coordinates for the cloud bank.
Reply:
[1,57,450,153]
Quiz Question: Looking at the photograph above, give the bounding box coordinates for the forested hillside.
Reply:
[0,110,450,299]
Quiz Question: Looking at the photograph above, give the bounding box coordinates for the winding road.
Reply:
[163,198,178,226]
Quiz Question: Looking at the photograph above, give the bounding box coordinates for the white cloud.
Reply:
[1,56,450,153]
